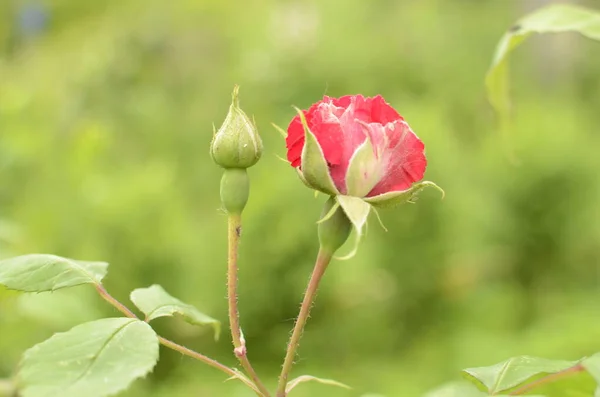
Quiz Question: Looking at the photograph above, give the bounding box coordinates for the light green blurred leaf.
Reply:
[583,354,600,384]
[0,379,15,397]
[286,374,351,394]
[486,4,600,127]
[130,284,220,340]
[463,356,577,394]
[18,317,159,397]
[0,254,108,292]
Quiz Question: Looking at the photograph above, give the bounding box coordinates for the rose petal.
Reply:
[367,120,426,197]
[286,94,426,198]
[286,101,322,167]
[369,95,403,124]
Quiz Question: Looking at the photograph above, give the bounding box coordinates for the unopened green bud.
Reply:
[211,85,263,169]
[318,197,352,255]
[220,168,249,215]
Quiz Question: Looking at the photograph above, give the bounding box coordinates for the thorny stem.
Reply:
[227,214,271,397]
[276,250,332,397]
[94,284,260,396]
[508,363,585,395]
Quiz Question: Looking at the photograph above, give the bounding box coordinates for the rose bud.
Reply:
[212,86,263,215]
[285,94,442,239]
[211,85,263,170]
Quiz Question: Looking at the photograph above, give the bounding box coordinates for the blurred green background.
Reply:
[1,0,600,396]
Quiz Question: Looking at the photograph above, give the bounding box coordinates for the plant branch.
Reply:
[276,250,332,397]
[157,336,260,394]
[94,284,260,395]
[95,284,137,318]
[227,214,271,397]
[508,363,585,395]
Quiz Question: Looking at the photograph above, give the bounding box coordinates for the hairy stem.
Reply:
[276,250,332,397]
[509,363,585,395]
[157,336,260,394]
[94,284,260,395]
[227,214,271,397]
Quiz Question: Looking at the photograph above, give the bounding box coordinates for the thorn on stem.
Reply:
[234,345,247,357]
[236,225,242,237]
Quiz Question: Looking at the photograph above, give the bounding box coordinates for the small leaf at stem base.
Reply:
[130,284,221,340]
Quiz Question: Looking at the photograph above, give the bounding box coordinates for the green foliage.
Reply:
[18,318,159,397]
[486,3,600,128]
[130,284,220,340]
[0,254,107,292]
[463,356,576,394]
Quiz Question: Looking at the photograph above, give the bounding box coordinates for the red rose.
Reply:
[286,94,428,200]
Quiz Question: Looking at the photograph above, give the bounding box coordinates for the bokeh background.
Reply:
[1,0,600,396]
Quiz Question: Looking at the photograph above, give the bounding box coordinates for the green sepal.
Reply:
[344,133,381,197]
[336,195,371,236]
[271,122,287,139]
[296,107,339,196]
[317,197,352,256]
[210,85,263,169]
[363,181,444,209]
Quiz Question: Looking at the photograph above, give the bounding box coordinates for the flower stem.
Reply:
[227,214,271,397]
[94,284,261,395]
[508,363,585,395]
[276,250,332,397]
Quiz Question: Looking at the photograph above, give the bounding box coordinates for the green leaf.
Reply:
[364,181,444,209]
[336,195,371,236]
[486,4,600,128]
[422,381,487,397]
[296,107,340,196]
[463,356,577,394]
[286,375,351,394]
[130,284,220,340]
[18,317,159,397]
[0,254,108,292]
